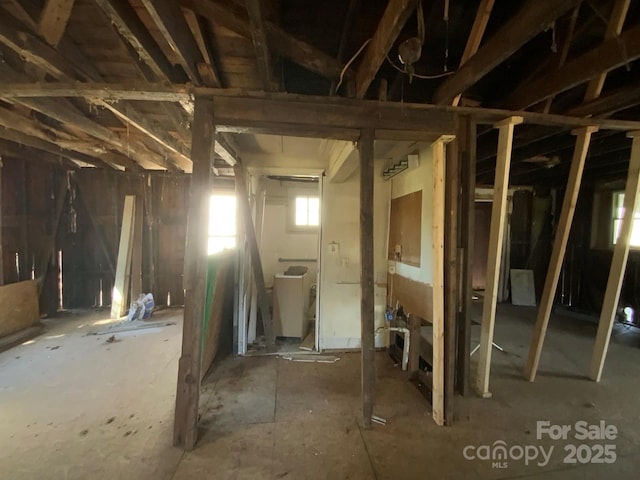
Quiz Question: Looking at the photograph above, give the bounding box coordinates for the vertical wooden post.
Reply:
[432,135,453,425]
[475,116,522,398]
[234,162,275,349]
[457,117,475,396]
[590,131,640,382]
[111,195,136,318]
[524,126,597,381]
[359,128,375,428]
[444,122,460,424]
[173,96,214,450]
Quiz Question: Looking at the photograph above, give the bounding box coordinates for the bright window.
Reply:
[612,192,640,247]
[209,194,236,254]
[295,196,319,227]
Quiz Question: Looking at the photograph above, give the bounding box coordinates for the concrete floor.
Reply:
[1,304,640,479]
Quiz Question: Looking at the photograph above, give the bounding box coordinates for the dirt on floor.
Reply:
[2,304,640,479]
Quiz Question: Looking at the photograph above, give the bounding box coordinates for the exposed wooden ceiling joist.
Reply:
[93,0,183,83]
[182,8,222,87]
[432,0,582,105]
[0,138,79,168]
[181,0,345,81]
[452,0,495,107]
[583,0,631,101]
[2,8,191,171]
[567,83,640,117]
[330,0,359,95]
[245,0,274,91]
[38,0,76,47]
[139,0,208,86]
[507,23,640,110]
[355,0,418,99]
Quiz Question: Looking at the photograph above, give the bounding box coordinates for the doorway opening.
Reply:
[244,173,322,354]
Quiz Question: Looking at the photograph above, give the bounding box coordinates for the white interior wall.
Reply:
[318,159,389,350]
[259,178,319,289]
[389,144,434,283]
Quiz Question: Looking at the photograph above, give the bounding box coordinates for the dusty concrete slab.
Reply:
[2,303,640,479]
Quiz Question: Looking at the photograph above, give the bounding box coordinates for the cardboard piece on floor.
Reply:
[510,269,536,306]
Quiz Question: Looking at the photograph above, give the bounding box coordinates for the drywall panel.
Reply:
[0,280,40,338]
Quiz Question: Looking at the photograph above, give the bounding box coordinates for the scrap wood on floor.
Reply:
[281,354,340,363]
[87,319,175,336]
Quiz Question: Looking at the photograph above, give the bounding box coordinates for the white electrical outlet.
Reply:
[329,242,340,254]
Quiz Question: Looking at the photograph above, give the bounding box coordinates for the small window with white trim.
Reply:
[294,195,320,227]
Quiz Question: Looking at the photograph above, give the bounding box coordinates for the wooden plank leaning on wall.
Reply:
[174,96,214,451]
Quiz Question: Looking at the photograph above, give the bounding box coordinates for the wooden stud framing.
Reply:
[431,134,454,425]
[359,128,375,428]
[590,131,640,382]
[111,195,136,318]
[173,96,215,450]
[475,116,522,398]
[524,126,597,382]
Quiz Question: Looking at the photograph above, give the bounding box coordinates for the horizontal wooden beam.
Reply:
[433,0,582,104]
[508,23,640,110]
[4,83,640,132]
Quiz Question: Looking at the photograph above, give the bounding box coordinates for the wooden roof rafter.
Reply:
[354,0,419,99]
[0,4,186,171]
[433,0,583,105]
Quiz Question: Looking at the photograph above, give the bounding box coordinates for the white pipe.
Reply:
[377,325,411,371]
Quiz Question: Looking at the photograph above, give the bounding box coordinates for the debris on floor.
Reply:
[281,354,340,363]
[87,319,175,336]
[371,414,387,426]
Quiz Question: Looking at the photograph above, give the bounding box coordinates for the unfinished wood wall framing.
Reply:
[70,170,190,310]
[0,156,66,317]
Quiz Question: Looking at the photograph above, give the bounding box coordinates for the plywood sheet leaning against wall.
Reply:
[201,252,235,380]
[0,280,40,338]
[111,195,136,318]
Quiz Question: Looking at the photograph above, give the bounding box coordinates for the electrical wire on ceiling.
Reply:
[386,54,455,79]
[335,38,372,92]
